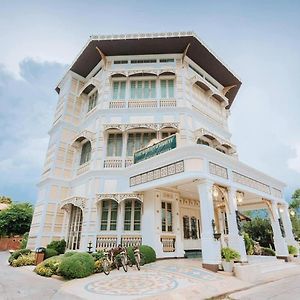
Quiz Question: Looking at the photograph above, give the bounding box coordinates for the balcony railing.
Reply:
[96,235,118,250]
[103,159,123,168]
[76,162,90,175]
[121,235,142,247]
[109,99,176,109]
[160,235,176,252]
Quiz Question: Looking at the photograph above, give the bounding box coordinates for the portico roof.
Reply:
[57,32,242,108]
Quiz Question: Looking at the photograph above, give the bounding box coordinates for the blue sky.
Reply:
[0,1,300,203]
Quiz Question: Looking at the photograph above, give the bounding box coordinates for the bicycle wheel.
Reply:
[121,255,128,272]
[102,259,110,275]
[127,255,133,267]
[114,257,120,270]
[135,253,140,270]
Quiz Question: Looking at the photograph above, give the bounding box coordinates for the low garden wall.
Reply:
[0,236,22,251]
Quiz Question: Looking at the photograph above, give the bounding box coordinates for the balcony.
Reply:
[76,162,90,175]
[109,99,176,109]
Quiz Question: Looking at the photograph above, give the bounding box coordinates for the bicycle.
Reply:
[133,246,145,270]
[102,248,120,275]
[119,247,128,272]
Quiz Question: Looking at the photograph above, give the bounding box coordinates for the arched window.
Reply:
[88,90,98,112]
[100,200,118,231]
[183,216,190,239]
[197,138,209,146]
[127,131,157,156]
[80,141,91,165]
[124,199,142,231]
[107,133,123,157]
[67,205,83,250]
[216,147,226,154]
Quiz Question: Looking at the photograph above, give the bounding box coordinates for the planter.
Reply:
[222,260,234,272]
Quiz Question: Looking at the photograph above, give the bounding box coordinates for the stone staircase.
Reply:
[234,255,300,283]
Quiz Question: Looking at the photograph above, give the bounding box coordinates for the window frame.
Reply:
[100,200,118,231]
[161,201,173,232]
[87,89,98,112]
[123,199,142,231]
[106,132,123,157]
[79,141,91,165]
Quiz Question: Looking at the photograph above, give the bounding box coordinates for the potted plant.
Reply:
[288,245,298,257]
[221,247,240,272]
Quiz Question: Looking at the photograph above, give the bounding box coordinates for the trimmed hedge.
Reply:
[8,249,31,265]
[63,251,77,258]
[261,247,276,256]
[44,248,58,259]
[58,252,95,279]
[91,250,105,261]
[46,240,66,254]
[288,245,298,255]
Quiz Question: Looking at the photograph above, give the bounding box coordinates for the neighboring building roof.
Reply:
[57,32,242,108]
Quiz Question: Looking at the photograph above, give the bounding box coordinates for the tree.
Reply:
[0,203,33,236]
[242,217,274,248]
[289,189,300,239]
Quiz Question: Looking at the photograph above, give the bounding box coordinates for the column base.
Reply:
[202,263,219,272]
[276,256,291,262]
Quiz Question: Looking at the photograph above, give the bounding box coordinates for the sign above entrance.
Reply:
[134,134,177,164]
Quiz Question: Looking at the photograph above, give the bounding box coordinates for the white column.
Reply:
[280,204,299,255]
[197,180,221,270]
[226,187,247,262]
[173,194,185,257]
[269,201,289,257]
[117,201,125,245]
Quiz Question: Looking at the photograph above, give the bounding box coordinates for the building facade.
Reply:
[28,32,298,271]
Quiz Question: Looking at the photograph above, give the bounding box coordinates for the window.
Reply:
[197,138,209,146]
[161,202,172,232]
[124,200,142,231]
[159,58,174,63]
[113,81,126,99]
[67,205,83,250]
[161,130,177,139]
[189,65,204,78]
[100,200,118,231]
[216,147,226,154]
[130,80,156,99]
[131,59,156,64]
[160,79,174,98]
[183,216,190,239]
[88,90,98,112]
[126,132,157,156]
[79,141,91,165]
[107,133,123,157]
[191,217,198,239]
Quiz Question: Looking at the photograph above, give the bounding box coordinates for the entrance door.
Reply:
[67,205,83,250]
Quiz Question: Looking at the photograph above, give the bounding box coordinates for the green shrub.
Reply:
[243,233,254,255]
[126,245,156,264]
[8,249,31,265]
[58,252,95,279]
[44,248,58,259]
[288,245,298,255]
[20,232,29,249]
[221,247,241,262]
[261,247,276,256]
[46,240,66,254]
[63,251,77,257]
[34,255,63,277]
[11,253,35,267]
[91,250,105,261]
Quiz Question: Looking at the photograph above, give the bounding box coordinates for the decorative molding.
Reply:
[104,122,179,132]
[96,193,144,204]
[233,171,271,194]
[72,130,96,148]
[271,187,283,198]
[130,160,184,187]
[209,162,228,179]
[60,196,87,211]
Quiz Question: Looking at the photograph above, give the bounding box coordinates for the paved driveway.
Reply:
[54,259,250,300]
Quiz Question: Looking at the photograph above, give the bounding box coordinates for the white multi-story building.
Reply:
[28,32,297,271]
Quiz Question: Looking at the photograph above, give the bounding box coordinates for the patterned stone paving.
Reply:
[85,272,178,296]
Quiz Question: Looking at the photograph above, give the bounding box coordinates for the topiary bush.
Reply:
[8,249,31,265]
[140,245,156,263]
[58,252,95,279]
[261,247,276,256]
[63,251,77,258]
[46,240,66,254]
[288,245,298,255]
[221,247,241,262]
[11,253,35,267]
[44,248,58,259]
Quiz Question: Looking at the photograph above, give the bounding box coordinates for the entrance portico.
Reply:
[126,143,297,270]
